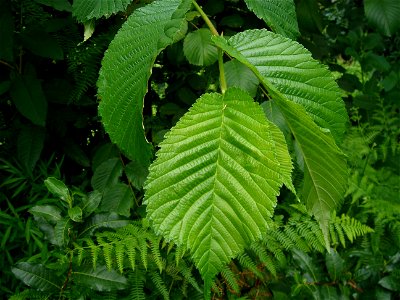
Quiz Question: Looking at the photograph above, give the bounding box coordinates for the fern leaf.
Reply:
[149,236,163,273]
[237,253,263,279]
[249,243,277,277]
[150,272,170,300]
[178,260,203,293]
[125,238,137,271]
[139,237,148,270]
[145,88,284,288]
[221,265,240,294]
[97,0,192,165]
[129,269,146,300]
[243,0,299,39]
[115,242,125,274]
[72,0,132,22]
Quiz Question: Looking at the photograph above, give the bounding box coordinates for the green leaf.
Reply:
[243,0,299,39]
[44,177,69,201]
[54,218,73,247]
[183,28,219,66]
[80,213,130,237]
[11,262,62,291]
[17,126,46,174]
[292,249,321,282]
[10,67,48,127]
[91,158,123,192]
[213,30,348,246]
[34,0,72,12]
[29,205,62,223]
[98,0,192,166]
[364,0,400,36]
[212,30,348,143]
[99,183,134,217]
[73,265,127,291]
[224,60,259,97]
[145,88,284,288]
[325,249,344,281]
[20,29,63,60]
[68,206,83,222]
[125,160,149,190]
[379,275,400,291]
[82,190,102,216]
[72,0,132,22]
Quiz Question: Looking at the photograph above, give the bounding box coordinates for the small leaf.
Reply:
[44,177,69,202]
[68,206,83,222]
[10,67,47,127]
[183,28,218,66]
[12,262,62,291]
[364,0,400,36]
[91,158,123,192]
[99,183,134,217]
[54,218,73,247]
[244,0,299,39]
[83,19,95,42]
[224,60,259,97]
[29,205,62,223]
[379,275,400,291]
[73,265,127,291]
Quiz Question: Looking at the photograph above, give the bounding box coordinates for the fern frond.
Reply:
[249,243,276,277]
[237,253,263,279]
[150,272,170,300]
[115,242,125,274]
[178,260,202,293]
[149,236,163,273]
[221,265,240,294]
[129,269,146,300]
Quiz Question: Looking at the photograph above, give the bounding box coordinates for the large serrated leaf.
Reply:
[213,30,348,143]
[72,0,132,22]
[213,30,348,247]
[244,0,299,39]
[12,262,62,291]
[145,88,284,288]
[364,0,400,37]
[73,265,127,291]
[98,0,192,166]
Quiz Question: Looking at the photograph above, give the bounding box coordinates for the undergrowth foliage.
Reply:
[1,0,399,299]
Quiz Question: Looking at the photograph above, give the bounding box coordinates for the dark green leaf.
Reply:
[54,218,73,247]
[11,262,62,291]
[29,205,62,223]
[20,30,63,60]
[73,265,127,291]
[379,275,400,291]
[91,158,123,192]
[10,67,48,127]
[364,0,400,36]
[34,0,72,12]
[82,190,102,216]
[80,213,130,237]
[325,249,344,281]
[17,126,46,174]
[100,183,134,217]
[92,143,120,171]
[125,160,149,190]
[224,60,259,97]
[0,2,14,62]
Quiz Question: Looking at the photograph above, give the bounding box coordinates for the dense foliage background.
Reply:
[0,0,399,299]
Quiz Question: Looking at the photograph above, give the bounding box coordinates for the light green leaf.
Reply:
[183,28,218,66]
[91,158,123,192]
[364,0,400,36]
[29,205,62,223]
[11,262,62,291]
[243,0,299,39]
[17,126,45,174]
[213,30,348,143]
[72,0,132,22]
[68,206,83,222]
[224,60,259,97]
[213,30,348,246]
[145,88,283,288]
[73,265,127,291]
[100,183,134,217]
[44,177,69,201]
[98,0,192,166]
[10,67,47,127]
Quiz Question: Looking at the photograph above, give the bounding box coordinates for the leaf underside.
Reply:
[145,87,285,286]
[244,0,299,39]
[98,0,191,166]
[213,30,348,246]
